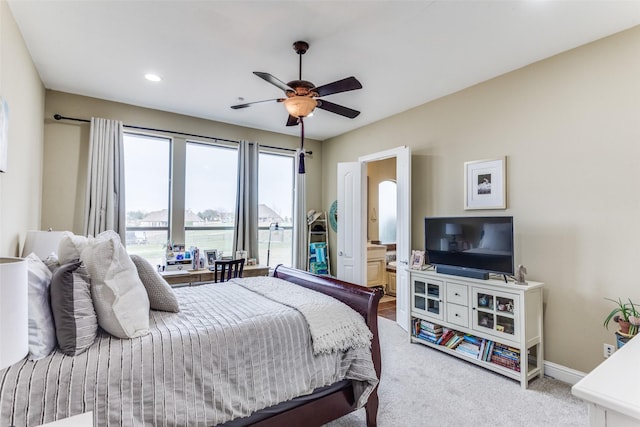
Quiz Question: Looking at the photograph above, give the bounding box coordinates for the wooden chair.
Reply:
[213,258,245,282]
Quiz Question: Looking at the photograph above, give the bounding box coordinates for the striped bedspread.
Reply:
[0,279,378,426]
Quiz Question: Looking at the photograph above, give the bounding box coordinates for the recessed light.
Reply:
[144,73,162,82]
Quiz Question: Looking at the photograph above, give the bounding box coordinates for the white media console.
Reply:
[409,268,544,388]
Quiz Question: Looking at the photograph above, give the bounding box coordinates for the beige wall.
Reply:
[42,90,323,235]
[0,0,45,257]
[323,26,640,373]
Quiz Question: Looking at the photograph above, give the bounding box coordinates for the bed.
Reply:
[0,265,382,427]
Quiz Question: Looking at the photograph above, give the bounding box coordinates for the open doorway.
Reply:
[367,159,397,321]
[337,146,410,331]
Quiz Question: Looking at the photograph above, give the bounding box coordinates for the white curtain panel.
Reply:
[292,149,307,270]
[233,140,259,260]
[84,118,126,242]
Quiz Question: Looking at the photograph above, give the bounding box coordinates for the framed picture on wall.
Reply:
[464,157,506,210]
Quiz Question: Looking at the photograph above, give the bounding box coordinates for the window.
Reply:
[123,132,295,269]
[123,133,171,267]
[378,180,397,244]
[258,152,294,267]
[184,142,238,258]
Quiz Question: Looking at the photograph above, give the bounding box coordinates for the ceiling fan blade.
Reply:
[316,100,360,119]
[314,76,362,97]
[286,115,300,127]
[254,72,294,92]
[230,98,282,109]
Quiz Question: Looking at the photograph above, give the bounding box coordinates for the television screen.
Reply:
[424,216,514,276]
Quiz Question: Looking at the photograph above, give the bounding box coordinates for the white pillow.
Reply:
[25,253,57,360]
[81,230,150,339]
[58,231,89,264]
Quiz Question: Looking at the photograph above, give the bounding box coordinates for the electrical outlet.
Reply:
[604,343,615,358]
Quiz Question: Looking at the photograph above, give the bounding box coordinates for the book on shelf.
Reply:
[436,329,453,345]
[462,335,481,345]
[418,319,443,331]
[445,334,463,349]
[416,332,439,343]
[491,354,521,372]
[455,342,480,358]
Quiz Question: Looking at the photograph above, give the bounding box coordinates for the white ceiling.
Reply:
[8,0,640,141]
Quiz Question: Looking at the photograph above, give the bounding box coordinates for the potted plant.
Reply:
[603,297,640,337]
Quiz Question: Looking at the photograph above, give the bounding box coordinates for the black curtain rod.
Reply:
[53,114,312,155]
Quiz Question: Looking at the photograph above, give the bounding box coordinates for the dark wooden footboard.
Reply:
[263,265,383,427]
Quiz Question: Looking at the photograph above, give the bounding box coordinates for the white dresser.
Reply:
[572,336,640,426]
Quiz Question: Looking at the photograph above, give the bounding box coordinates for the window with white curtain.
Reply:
[123,132,295,268]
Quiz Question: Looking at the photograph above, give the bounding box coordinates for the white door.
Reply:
[337,162,366,285]
[395,146,411,331]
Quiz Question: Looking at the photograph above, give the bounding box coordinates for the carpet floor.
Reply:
[326,317,588,426]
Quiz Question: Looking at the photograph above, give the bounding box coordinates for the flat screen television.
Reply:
[424,216,514,279]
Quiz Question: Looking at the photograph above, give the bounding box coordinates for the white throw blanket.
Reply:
[231,276,373,354]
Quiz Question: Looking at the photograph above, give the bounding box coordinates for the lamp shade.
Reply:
[21,230,66,259]
[0,257,28,370]
[283,96,317,118]
[445,223,462,236]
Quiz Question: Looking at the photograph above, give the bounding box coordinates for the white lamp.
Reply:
[445,223,462,251]
[0,257,28,370]
[21,229,66,259]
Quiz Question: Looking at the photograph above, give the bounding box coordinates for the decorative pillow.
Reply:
[50,260,98,356]
[25,253,57,360]
[57,231,89,264]
[130,254,180,313]
[81,230,150,339]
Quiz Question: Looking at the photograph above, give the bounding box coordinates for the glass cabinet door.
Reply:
[412,277,444,321]
[472,288,519,341]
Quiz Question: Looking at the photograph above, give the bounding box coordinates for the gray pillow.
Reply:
[25,253,57,360]
[50,260,98,356]
[130,254,180,313]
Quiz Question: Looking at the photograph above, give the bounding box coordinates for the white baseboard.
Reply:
[543,360,586,385]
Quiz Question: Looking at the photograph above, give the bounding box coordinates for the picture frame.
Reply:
[410,250,425,270]
[204,249,218,267]
[464,157,506,210]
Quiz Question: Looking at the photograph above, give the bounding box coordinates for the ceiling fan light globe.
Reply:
[283,97,317,118]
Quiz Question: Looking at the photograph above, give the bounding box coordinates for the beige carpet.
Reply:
[326,317,588,427]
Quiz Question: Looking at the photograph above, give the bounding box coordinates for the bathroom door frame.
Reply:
[337,146,411,331]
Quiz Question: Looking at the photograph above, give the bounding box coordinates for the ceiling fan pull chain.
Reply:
[298,117,306,174]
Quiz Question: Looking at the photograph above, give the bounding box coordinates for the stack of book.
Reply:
[490,343,521,371]
[413,319,443,343]
[454,335,482,358]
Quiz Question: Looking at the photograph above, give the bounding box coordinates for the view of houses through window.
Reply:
[123,133,294,270]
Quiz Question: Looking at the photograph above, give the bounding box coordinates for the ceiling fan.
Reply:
[231,40,363,173]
